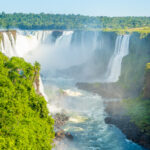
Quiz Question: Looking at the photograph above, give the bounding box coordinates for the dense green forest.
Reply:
[0,12,150,30]
[122,63,150,135]
[0,52,54,149]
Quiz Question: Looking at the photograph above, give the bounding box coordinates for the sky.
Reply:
[0,0,150,17]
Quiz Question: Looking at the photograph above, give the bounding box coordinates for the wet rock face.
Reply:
[53,113,74,141]
[54,113,69,128]
[55,130,73,141]
[55,130,65,140]
[143,66,150,99]
[51,31,63,42]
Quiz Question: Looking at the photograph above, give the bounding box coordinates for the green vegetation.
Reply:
[0,52,54,149]
[0,12,150,30]
[118,54,149,96]
[146,63,150,69]
[123,63,150,135]
[123,98,150,135]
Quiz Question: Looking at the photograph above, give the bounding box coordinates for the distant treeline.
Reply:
[0,12,150,30]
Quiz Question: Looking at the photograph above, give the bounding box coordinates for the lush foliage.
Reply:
[146,63,150,69]
[0,12,150,30]
[122,63,150,135]
[123,98,150,135]
[0,52,54,149]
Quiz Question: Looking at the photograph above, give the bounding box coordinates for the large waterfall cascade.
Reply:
[0,30,130,84]
[105,34,130,82]
[0,31,130,84]
[0,30,101,70]
[0,30,144,150]
[0,30,100,70]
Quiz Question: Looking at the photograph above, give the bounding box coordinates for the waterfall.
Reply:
[2,32,16,57]
[0,30,129,83]
[34,30,52,42]
[106,35,130,82]
[49,31,74,68]
[0,30,102,70]
[43,31,100,70]
[54,31,73,49]
[0,30,53,100]
[80,31,99,61]
[0,30,53,57]
[15,30,53,57]
[39,76,48,102]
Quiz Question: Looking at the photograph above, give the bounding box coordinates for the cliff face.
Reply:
[33,73,41,95]
[143,63,150,99]
[33,62,43,96]
[119,33,150,98]
[0,30,16,42]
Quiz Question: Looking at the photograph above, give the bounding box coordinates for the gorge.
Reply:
[0,29,150,150]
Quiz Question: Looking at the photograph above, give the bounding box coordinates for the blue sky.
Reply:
[0,0,150,16]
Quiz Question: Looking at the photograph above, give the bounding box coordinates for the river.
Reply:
[42,76,145,150]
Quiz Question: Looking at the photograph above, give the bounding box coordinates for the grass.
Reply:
[103,27,150,38]
[146,63,150,69]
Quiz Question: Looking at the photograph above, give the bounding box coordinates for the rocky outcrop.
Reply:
[76,82,124,98]
[54,113,69,128]
[34,75,41,95]
[51,31,63,42]
[0,30,16,45]
[55,130,65,140]
[104,101,150,149]
[55,130,73,141]
[53,113,73,141]
[33,62,43,96]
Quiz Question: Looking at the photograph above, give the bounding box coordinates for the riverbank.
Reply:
[104,101,150,150]
[76,83,150,149]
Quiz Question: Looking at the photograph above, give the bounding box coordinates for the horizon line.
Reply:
[1,11,150,18]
